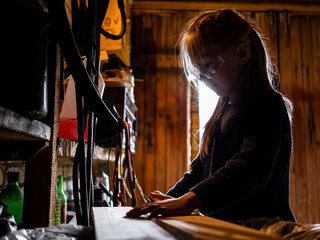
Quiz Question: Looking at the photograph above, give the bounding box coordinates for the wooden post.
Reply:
[23,43,61,228]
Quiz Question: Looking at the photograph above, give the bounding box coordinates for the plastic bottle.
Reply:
[57,175,67,224]
[0,172,24,226]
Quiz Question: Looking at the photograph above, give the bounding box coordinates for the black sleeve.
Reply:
[166,154,204,198]
[190,92,291,213]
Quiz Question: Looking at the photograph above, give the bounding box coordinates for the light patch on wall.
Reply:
[199,82,219,139]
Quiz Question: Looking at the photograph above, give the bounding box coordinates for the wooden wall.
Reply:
[131,11,199,195]
[131,8,320,223]
[278,13,320,224]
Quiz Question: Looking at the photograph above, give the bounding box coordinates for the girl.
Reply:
[127,9,296,222]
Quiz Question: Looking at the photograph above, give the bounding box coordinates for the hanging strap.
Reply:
[122,120,137,207]
[113,132,122,206]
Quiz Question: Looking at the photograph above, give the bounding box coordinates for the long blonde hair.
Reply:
[178,9,292,157]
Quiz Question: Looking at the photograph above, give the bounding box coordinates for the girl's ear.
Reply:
[236,42,251,64]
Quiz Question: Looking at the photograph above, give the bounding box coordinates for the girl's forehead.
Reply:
[201,44,223,57]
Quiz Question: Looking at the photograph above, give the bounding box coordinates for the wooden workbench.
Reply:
[92,207,282,240]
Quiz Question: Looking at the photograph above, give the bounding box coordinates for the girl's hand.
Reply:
[149,190,173,201]
[126,192,202,219]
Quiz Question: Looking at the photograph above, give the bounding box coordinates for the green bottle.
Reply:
[54,192,60,225]
[0,172,23,225]
[57,175,67,224]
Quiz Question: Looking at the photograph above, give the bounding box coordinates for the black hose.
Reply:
[48,0,125,226]
[99,183,112,197]
[100,0,127,40]
[47,0,119,130]
[73,143,81,224]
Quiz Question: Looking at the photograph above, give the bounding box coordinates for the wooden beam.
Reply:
[23,145,53,228]
[22,42,61,228]
[132,1,320,13]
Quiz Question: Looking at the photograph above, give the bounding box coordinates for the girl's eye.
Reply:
[205,61,215,68]
[196,55,225,79]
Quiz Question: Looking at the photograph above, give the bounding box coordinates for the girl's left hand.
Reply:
[126,191,202,219]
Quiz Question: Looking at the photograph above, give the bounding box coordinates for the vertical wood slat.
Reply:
[278,11,296,217]
[290,14,308,221]
[133,13,158,195]
[300,16,313,224]
[312,15,320,225]
[301,15,319,224]
[166,12,179,191]
[132,11,192,195]
[23,43,61,227]
[279,13,320,223]
[155,13,168,193]
[289,14,308,223]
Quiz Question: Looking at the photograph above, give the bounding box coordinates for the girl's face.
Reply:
[196,44,240,97]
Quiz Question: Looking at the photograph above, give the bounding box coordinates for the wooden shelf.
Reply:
[0,106,51,142]
[57,138,116,162]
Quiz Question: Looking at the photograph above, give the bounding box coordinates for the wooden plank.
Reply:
[312,15,320,225]
[23,146,53,227]
[143,13,157,195]
[278,12,296,217]
[0,106,51,141]
[92,207,175,240]
[155,13,168,193]
[279,12,293,98]
[132,1,320,13]
[57,138,116,162]
[302,15,320,224]
[142,72,157,195]
[300,15,313,224]
[166,12,178,191]
[23,43,61,227]
[290,15,308,223]
[156,216,283,240]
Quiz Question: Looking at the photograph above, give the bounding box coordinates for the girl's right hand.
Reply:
[150,190,173,201]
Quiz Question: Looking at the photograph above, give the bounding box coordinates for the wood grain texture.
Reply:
[0,106,51,141]
[157,216,283,240]
[132,1,320,12]
[279,13,320,223]
[132,11,193,195]
[92,207,175,239]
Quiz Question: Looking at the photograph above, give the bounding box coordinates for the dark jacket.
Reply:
[167,90,296,222]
